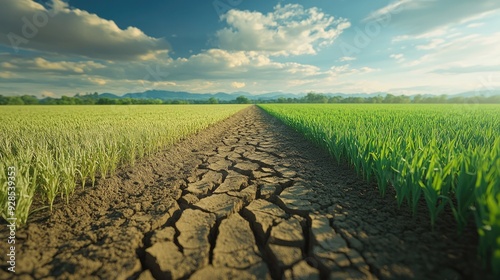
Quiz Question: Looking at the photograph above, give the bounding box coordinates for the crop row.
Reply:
[260,104,500,276]
[0,105,247,225]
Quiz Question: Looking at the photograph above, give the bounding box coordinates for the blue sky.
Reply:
[0,0,499,97]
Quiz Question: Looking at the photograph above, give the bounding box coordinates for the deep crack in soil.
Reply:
[0,106,491,280]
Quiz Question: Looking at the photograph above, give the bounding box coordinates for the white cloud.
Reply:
[366,0,412,20]
[88,77,107,86]
[154,49,322,81]
[4,57,105,74]
[367,0,500,35]
[392,27,450,43]
[390,54,403,60]
[405,54,431,67]
[0,48,327,94]
[432,64,500,74]
[339,56,356,62]
[390,53,405,63]
[416,39,445,50]
[2,1,497,97]
[397,30,500,71]
[1,44,389,96]
[466,22,485,28]
[231,82,246,89]
[328,64,378,77]
[216,4,350,56]
[0,0,170,60]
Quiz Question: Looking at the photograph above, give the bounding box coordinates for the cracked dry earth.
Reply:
[0,106,490,280]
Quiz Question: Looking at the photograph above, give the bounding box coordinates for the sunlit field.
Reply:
[260,104,500,271]
[0,105,248,225]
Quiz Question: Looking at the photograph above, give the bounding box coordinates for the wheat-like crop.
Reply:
[0,104,247,225]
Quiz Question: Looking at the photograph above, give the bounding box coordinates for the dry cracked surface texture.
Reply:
[0,106,491,280]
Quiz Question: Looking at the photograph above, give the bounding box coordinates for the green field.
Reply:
[260,104,500,273]
[1,103,499,274]
[0,105,248,225]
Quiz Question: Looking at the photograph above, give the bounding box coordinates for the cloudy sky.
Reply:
[0,0,499,97]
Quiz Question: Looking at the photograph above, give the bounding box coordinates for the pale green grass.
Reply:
[0,105,248,225]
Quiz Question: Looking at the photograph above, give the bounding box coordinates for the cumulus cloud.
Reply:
[366,0,500,35]
[216,4,350,56]
[147,49,322,81]
[0,48,325,91]
[0,0,170,60]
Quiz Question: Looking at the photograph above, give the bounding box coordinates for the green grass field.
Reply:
[260,103,500,273]
[0,105,248,225]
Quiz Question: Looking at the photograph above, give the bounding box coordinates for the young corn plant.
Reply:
[260,103,499,274]
[37,154,60,211]
[452,155,476,230]
[14,163,38,225]
[76,149,91,189]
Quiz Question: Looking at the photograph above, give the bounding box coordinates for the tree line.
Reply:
[1,92,499,105]
[267,92,500,104]
[0,93,253,105]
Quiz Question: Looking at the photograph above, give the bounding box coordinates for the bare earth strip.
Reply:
[0,106,490,280]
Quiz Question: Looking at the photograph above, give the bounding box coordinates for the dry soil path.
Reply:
[0,106,489,280]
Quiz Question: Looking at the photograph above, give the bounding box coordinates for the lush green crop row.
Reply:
[260,104,500,275]
[0,105,247,225]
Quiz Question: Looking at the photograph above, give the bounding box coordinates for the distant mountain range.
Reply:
[95,89,500,101]
[98,90,303,101]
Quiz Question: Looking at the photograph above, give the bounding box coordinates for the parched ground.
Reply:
[0,106,491,280]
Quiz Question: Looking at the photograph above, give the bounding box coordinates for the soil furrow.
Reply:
[0,106,491,280]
